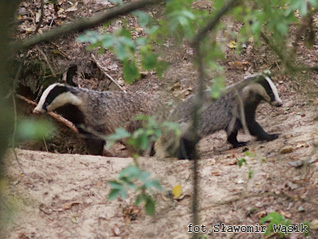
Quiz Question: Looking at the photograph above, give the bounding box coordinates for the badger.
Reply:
[33,83,165,155]
[155,73,283,159]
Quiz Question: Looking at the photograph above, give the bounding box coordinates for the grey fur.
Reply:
[155,73,283,159]
[34,84,167,155]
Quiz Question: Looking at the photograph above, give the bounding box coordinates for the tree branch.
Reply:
[34,0,44,34]
[189,0,239,236]
[16,94,78,133]
[261,31,318,72]
[11,0,164,51]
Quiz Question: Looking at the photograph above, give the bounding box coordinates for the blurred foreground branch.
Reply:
[189,0,239,236]
[11,0,164,51]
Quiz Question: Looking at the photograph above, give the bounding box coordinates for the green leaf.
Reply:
[123,60,140,84]
[133,115,150,121]
[101,35,115,48]
[155,60,168,78]
[108,180,123,189]
[145,179,162,191]
[77,31,101,43]
[133,11,151,28]
[309,0,318,8]
[119,28,132,38]
[139,133,149,150]
[17,119,54,140]
[145,197,155,216]
[260,212,288,224]
[125,181,137,190]
[119,36,135,49]
[260,212,290,236]
[237,158,247,168]
[136,37,147,46]
[86,42,102,51]
[276,21,289,36]
[108,181,128,200]
[108,188,121,200]
[138,171,151,183]
[114,42,130,61]
[119,165,141,180]
[109,0,123,5]
[105,128,131,149]
[141,50,158,70]
[135,193,147,205]
[210,76,225,99]
[290,0,308,16]
[248,169,253,179]
[214,0,226,10]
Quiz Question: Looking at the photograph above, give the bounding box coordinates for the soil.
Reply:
[2,1,318,239]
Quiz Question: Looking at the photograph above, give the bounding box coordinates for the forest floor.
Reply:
[2,0,318,239]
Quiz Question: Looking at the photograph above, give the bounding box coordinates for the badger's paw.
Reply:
[258,133,280,142]
[232,141,248,148]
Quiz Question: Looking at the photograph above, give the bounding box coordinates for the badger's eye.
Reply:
[43,101,49,111]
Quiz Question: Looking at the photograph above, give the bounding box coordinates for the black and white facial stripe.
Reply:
[242,73,283,107]
[33,83,82,114]
[261,75,283,106]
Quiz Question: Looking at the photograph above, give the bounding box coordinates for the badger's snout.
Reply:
[271,100,283,107]
[33,106,46,114]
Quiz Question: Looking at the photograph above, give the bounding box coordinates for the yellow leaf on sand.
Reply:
[227,40,237,49]
[172,184,182,199]
[25,28,34,33]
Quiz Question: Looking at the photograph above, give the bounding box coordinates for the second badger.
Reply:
[155,73,283,159]
[33,83,166,155]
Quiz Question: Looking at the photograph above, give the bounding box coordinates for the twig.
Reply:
[260,32,291,69]
[42,137,48,152]
[234,89,250,136]
[36,46,57,77]
[189,1,240,234]
[261,31,318,72]
[50,42,71,60]
[91,54,126,92]
[34,0,44,34]
[11,52,28,175]
[11,0,165,51]
[12,94,25,175]
[16,94,78,133]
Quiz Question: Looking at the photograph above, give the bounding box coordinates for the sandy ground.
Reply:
[2,94,318,239]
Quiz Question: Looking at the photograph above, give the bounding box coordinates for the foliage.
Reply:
[77,0,318,97]
[106,116,180,154]
[237,151,256,180]
[106,116,179,215]
[108,165,162,216]
[15,119,54,142]
[260,212,291,238]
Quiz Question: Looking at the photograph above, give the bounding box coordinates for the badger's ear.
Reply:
[66,65,78,87]
[262,69,271,77]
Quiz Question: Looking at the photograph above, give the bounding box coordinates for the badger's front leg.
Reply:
[226,120,247,148]
[247,120,279,141]
[226,128,247,148]
[177,132,201,160]
[178,137,196,159]
[83,137,106,155]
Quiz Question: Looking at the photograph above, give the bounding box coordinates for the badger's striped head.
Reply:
[33,83,82,114]
[259,74,283,107]
[243,74,283,107]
